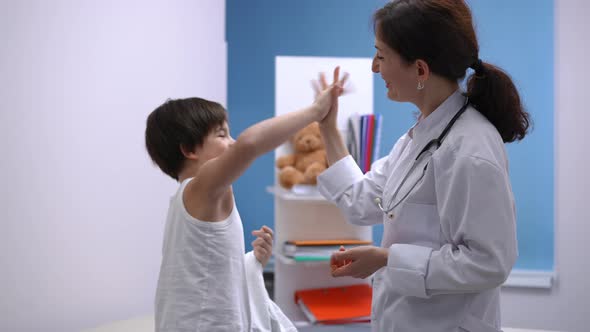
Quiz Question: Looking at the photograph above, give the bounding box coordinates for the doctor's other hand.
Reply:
[330,246,389,279]
[330,246,352,273]
[252,225,273,267]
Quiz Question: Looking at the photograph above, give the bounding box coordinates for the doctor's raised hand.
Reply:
[313,69,353,166]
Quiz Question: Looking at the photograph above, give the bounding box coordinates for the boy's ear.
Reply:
[180,144,199,160]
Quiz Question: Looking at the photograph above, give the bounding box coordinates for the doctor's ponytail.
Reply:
[465,61,530,143]
[374,0,531,143]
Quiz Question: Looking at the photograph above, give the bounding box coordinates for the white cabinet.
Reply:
[273,55,374,323]
[267,186,372,322]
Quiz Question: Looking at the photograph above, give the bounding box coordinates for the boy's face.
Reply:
[197,121,234,162]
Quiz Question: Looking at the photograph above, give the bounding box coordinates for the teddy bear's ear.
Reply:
[309,122,320,131]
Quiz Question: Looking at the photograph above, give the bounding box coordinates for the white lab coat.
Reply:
[317,90,517,332]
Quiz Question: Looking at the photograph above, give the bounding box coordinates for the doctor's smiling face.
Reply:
[372,29,420,103]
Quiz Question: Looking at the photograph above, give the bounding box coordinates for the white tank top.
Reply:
[155,178,250,331]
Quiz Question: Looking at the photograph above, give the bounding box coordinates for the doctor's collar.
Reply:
[411,90,465,140]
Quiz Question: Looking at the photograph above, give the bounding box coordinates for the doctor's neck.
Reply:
[415,76,459,119]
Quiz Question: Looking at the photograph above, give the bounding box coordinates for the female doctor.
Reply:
[316,1,531,331]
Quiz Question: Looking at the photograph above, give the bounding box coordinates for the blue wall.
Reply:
[227,0,554,271]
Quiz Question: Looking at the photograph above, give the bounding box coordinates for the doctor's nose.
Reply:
[372,56,380,73]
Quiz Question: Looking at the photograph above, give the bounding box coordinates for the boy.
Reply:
[144,68,344,331]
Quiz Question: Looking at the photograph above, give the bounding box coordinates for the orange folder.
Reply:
[285,239,372,246]
[294,284,372,324]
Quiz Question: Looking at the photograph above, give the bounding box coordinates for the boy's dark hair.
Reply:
[145,97,227,180]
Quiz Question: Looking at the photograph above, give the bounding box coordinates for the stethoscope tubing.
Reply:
[376,97,471,216]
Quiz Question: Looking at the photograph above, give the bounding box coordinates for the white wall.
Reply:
[0,1,226,331]
[500,1,590,331]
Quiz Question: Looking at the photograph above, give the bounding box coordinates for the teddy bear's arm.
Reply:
[278,166,305,189]
[302,162,327,185]
[276,154,296,169]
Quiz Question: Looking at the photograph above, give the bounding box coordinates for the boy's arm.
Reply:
[194,68,344,200]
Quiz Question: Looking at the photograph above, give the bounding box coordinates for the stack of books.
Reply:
[282,239,373,262]
[295,284,372,325]
[346,113,383,173]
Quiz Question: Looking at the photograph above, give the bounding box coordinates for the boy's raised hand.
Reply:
[251,225,274,267]
[312,70,350,99]
[312,66,346,122]
[312,68,349,129]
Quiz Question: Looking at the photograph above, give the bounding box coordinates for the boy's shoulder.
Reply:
[183,175,235,222]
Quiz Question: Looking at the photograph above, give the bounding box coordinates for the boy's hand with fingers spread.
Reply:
[312,71,350,99]
[251,226,274,267]
[311,67,346,122]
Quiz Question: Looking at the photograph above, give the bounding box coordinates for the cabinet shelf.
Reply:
[269,183,373,322]
[274,253,330,267]
[266,185,331,203]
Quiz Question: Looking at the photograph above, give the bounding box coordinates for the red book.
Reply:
[294,284,372,324]
[364,114,375,172]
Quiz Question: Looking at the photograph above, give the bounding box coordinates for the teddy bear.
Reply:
[276,122,328,189]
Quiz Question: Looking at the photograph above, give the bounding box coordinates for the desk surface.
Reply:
[83,316,561,332]
[299,325,559,332]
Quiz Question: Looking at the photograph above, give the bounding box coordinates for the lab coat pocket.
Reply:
[391,202,440,248]
[458,314,501,332]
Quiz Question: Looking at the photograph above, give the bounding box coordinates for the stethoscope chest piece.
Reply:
[375,197,396,220]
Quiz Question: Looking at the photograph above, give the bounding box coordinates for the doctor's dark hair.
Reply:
[373,0,530,142]
[145,97,227,180]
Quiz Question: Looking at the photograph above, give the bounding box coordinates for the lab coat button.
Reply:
[388,213,394,219]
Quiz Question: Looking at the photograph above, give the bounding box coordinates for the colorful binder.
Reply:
[283,239,373,261]
[347,113,383,173]
[294,284,372,324]
[284,239,373,247]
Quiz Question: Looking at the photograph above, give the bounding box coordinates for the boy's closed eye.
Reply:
[217,127,229,137]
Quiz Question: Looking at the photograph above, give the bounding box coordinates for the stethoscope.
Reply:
[375,97,470,219]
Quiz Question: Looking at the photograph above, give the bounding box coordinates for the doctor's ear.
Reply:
[415,59,430,81]
[180,144,199,160]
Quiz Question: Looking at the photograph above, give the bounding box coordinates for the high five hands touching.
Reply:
[311,67,347,123]
[312,68,350,129]
[252,225,273,267]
